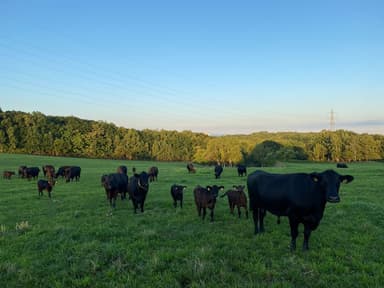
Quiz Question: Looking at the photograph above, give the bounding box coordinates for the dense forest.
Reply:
[0,109,383,165]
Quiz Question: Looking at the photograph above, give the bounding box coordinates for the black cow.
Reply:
[102,173,129,208]
[148,166,159,182]
[193,185,224,221]
[336,163,348,168]
[24,167,40,180]
[37,179,55,198]
[117,165,128,174]
[18,166,27,178]
[187,163,196,173]
[101,174,108,187]
[128,172,150,213]
[214,164,223,179]
[65,166,81,182]
[56,166,71,178]
[170,184,187,208]
[247,170,354,251]
[237,164,247,177]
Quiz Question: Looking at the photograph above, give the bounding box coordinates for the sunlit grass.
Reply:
[0,153,383,287]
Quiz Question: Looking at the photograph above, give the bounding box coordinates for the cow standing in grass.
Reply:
[24,167,40,180]
[3,171,15,179]
[170,184,187,208]
[193,185,224,222]
[102,173,129,208]
[221,185,248,218]
[18,166,27,178]
[42,165,55,177]
[65,166,81,182]
[187,163,196,173]
[37,179,56,198]
[128,172,150,213]
[117,165,128,174]
[236,164,247,177]
[247,169,354,250]
[214,164,223,179]
[337,163,348,168]
[148,166,159,182]
[56,166,71,179]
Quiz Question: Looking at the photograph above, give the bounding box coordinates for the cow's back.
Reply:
[247,171,319,215]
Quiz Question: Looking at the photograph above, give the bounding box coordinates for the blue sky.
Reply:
[1,0,383,135]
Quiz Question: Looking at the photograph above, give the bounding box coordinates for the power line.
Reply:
[330,109,336,131]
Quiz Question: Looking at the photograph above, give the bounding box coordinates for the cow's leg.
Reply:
[228,200,233,214]
[252,209,259,234]
[303,224,312,251]
[237,206,241,218]
[289,217,299,251]
[210,208,214,222]
[111,191,117,208]
[180,195,183,208]
[197,205,201,216]
[140,202,144,213]
[202,207,206,220]
[230,203,235,215]
[259,209,266,233]
[173,200,177,208]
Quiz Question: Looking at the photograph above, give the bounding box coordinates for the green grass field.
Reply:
[1,153,383,287]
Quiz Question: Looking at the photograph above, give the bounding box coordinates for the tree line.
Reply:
[0,109,383,165]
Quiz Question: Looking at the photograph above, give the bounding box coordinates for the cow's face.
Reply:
[311,170,354,203]
[207,185,224,198]
[177,185,187,195]
[234,185,245,192]
[101,175,108,187]
[138,172,149,190]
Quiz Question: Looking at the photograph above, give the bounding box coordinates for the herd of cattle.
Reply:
[2,165,82,182]
[3,162,354,251]
[3,165,82,199]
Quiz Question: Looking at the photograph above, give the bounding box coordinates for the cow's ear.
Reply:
[341,175,354,183]
[310,172,320,182]
[206,186,212,191]
[220,186,224,190]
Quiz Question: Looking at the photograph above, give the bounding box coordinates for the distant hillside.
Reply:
[0,109,383,163]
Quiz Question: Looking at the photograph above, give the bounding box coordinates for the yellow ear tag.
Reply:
[311,175,319,182]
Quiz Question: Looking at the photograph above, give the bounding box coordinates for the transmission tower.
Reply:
[329,109,335,131]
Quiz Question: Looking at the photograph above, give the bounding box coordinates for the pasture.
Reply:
[0,153,383,287]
